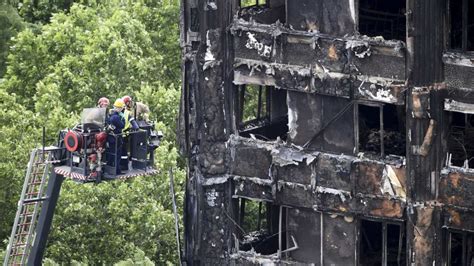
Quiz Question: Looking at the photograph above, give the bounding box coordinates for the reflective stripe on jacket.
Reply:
[123,109,138,134]
[124,110,131,132]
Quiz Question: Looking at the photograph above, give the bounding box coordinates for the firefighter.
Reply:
[96,97,111,122]
[97,97,110,108]
[106,99,126,175]
[121,96,139,170]
[123,95,150,122]
[135,102,150,122]
[122,95,139,131]
[123,95,133,111]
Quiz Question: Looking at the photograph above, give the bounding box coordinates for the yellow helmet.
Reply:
[113,99,125,108]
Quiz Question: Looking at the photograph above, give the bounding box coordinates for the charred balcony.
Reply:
[228,135,407,217]
[231,20,406,104]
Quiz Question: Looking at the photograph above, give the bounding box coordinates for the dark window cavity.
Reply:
[235,199,286,255]
[190,7,200,32]
[447,112,474,168]
[236,85,288,141]
[359,0,406,41]
[359,220,406,266]
[186,0,199,33]
[445,230,474,266]
[449,0,474,51]
[358,103,406,157]
[239,0,286,24]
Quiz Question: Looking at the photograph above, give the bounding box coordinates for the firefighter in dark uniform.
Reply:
[106,99,126,175]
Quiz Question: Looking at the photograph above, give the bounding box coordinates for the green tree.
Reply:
[0,90,43,246]
[3,4,163,111]
[114,248,155,266]
[127,0,181,86]
[0,4,25,77]
[46,171,183,264]
[6,0,81,24]
[0,1,183,264]
[0,242,5,261]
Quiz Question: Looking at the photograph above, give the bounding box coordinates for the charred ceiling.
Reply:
[179,0,474,265]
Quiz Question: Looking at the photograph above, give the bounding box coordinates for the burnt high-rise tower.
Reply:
[178,0,474,264]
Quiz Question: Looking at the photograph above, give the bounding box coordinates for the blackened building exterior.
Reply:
[179,0,474,264]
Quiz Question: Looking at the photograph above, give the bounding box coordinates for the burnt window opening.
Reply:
[236,85,288,141]
[358,103,406,157]
[239,0,286,24]
[449,0,474,51]
[359,220,406,266]
[186,0,199,33]
[190,7,200,32]
[359,0,406,41]
[445,230,474,266]
[186,0,200,47]
[447,112,474,168]
[236,199,286,255]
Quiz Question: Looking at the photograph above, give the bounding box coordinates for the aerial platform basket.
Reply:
[3,107,163,265]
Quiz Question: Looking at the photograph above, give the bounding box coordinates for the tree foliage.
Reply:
[0,90,42,243]
[5,0,86,24]
[4,3,173,112]
[0,4,25,77]
[0,0,183,264]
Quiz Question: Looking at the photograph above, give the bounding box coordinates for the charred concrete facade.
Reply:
[179,0,474,265]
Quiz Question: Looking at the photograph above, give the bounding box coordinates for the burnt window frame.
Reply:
[447,0,474,52]
[234,84,288,141]
[236,84,271,129]
[358,219,406,266]
[355,102,406,158]
[233,198,288,256]
[238,198,267,234]
[446,111,474,168]
[356,102,385,156]
[443,229,474,266]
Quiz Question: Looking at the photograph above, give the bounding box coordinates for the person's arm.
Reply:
[130,117,139,130]
[111,114,125,131]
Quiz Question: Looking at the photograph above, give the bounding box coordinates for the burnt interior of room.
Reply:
[447,111,474,168]
[449,0,474,51]
[359,0,406,41]
[239,0,286,24]
[236,198,286,255]
[236,84,288,141]
[358,103,406,157]
[446,230,474,265]
[359,220,406,266]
